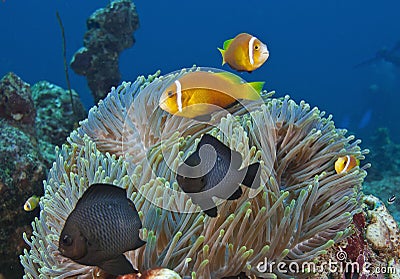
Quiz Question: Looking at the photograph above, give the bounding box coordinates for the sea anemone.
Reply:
[20,67,368,278]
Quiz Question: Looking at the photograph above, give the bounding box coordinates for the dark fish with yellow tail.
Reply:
[334,155,360,174]
[176,134,261,217]
[159,70,264,119]
[58,183,145,276]
[218,33,269,72]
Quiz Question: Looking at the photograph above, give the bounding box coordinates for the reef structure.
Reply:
[20,67,369,278]
[0,72,36,134]
[0,72,85,279]
[70,0,139,103]
[313,194,400,279]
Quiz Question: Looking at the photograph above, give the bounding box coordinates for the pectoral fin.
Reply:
[98,254,137,276]
[227,187,243,200]
[204,207,218,217]
[191,194,218,217]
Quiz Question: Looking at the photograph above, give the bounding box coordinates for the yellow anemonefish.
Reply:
[334,155,360,174]
[218,33,269,72]
[24,195,40,211]
[159,71,264,119]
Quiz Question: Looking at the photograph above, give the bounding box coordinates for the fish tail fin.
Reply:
[248,81,265,94]
[241,162,261,189]
[240,81,264,101]
[218,48,226,65]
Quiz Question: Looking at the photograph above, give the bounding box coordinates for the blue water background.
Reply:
[0,0,399,143]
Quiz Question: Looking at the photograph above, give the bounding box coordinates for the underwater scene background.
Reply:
[0,0,400,278]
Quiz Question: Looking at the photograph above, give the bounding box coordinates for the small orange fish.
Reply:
[159,70,264,119]
[334,155,360,174]
[218,33,269,72]
[24,195,40,211]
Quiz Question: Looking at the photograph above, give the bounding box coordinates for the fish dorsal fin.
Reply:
[223,38,234,50]
[76,184,127,208]
[232,81,264,101]
[214,71,243,84]
[247,81,265,94]
[213,72,264,101]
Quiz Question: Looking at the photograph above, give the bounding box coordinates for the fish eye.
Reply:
[62,234,73,246]
[254,44,260,50]
[167,90,174,97]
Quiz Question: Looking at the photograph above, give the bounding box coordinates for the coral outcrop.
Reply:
[0,72,86,279]
[364,195,400,258]
[314,194,400,279]
[31,81,86,166]
[0,119,46,279]
[20,67,371,278]
[70,0,139,103]
[0,72,36,134]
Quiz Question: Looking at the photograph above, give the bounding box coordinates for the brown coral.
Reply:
[364,195,400,257]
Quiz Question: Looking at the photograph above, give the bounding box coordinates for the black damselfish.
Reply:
[176,134,261,217]
[58,183,145,276]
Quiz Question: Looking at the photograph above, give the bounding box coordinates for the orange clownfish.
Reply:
[334,155,360,174]
[218,33,269,73]
[159,70,264,119]
[24,195,40,211]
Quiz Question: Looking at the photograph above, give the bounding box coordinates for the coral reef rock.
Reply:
[0,120,46,279]
[70,0,139,103]
[0,72,36,134]
[363,176,400,224]
[21,67,372,279]
[32,81,86,165]
[364,195,400,257]
[0,72,86,279]
[315,195,400,279]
